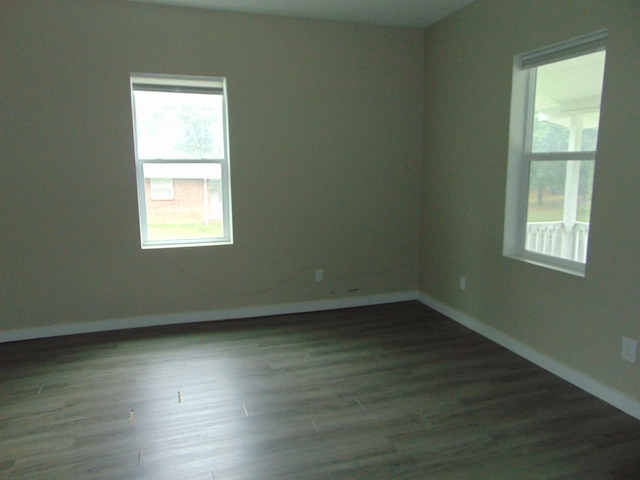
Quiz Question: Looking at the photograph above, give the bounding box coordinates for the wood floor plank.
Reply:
[1,301,639,479]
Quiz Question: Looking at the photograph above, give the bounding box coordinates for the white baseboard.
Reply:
[417,292,640,421]
[0,290,419,344]
[5,289,638,421]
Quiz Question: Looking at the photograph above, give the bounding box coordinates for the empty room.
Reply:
[1,0,639,478]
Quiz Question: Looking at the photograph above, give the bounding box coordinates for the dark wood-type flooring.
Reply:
[1,302,639,479]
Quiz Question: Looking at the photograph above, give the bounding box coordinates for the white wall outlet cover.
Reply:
[621,336,638,364]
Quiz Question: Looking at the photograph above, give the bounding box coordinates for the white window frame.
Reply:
[503,30,607,276]
[130,73,233,249]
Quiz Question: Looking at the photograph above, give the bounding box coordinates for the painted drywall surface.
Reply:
[420,0,640,400]
[1,0,423,329]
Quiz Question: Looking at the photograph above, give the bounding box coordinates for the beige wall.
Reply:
[1,0,423,329]
[420,0,640,400]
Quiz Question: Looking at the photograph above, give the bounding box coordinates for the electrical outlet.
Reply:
[315,269,324,282]
[621,336,638,364]
[459,276,466,291]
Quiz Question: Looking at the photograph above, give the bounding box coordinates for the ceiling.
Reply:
[125,0,478,28]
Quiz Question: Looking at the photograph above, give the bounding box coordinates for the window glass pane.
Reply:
[142,163,224,241]
[525,160,594,262]
[532,51,606,153]
[133,91,224,159]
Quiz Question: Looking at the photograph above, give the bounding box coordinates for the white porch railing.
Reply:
[525,221,589,263]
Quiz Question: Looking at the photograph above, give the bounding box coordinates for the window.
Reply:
[149,178,174,200]
[503,31,607,275]
[130,74,232,248]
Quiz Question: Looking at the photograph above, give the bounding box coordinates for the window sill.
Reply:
[141,239,233,249]
[504,251,586,277]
